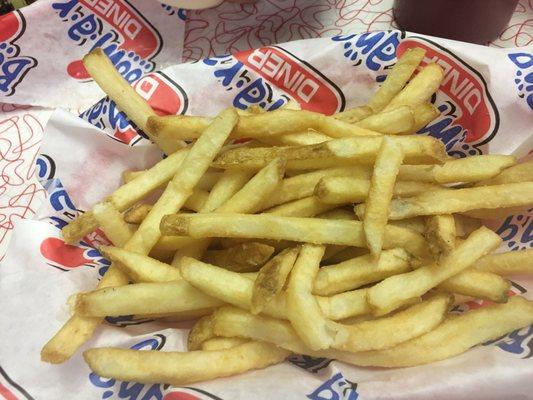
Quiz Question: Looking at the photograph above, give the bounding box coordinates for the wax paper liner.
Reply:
[1,32,533,400]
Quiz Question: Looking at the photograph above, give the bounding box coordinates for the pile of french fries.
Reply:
[41,47,533,386]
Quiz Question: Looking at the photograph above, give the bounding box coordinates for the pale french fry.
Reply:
[316,116,382,138]
[409,103,440,132]
[203,242,275,272]
[383,63,444,111]
[76,281,223,317]
[317,208,356,221]
[171,239,211,267]
[212,135,445,171]
[356,106,414,134]
[343,296,533,367]
[123,170,221,191]
[100,246,181,283]
[258,130,332,146]
[259,166,370,210]
[425,214,456,259]
[201,170,254,213]
[251,248,299,314]
[92,202,133,247]
[62,147,189,244]
[286,244,340,350]
[368,47,426,112]
[315,177,441,205]
[152,235,198,253]
[201,337,249,351]
[439,270,510,302]
[216,158,285,214]
[364,137,404,258]
[127,108,238,255]
[84,341,289,386]
[161,213,429,258]
[389,217,426,234]
[83,48,181,154]
[122,170,144,184]
[188,315,216,351]
[333,105,373,123]
[314,249,411,296]
[265,196,337,217]
[367,227,501,315]
[123,203,152,224]
[333,294,451,352]
[318,289,371,320]
[474,249,533,275]
[475,160,533,186]
[357,182,533,220]
[397,155,517,183]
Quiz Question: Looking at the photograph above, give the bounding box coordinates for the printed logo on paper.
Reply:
[0,11,37,96]
[289,354,333,373]
[507,52,533,109]
[52,0,163,82]
[0,365,35,400]
[496,208,532,251]
[81,71,188,144]
[308,372,359,400]
[204,46,345,114]
[397,37,499,157]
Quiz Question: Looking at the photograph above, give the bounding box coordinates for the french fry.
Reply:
[368,47,426,112]
[314,249,411,296]
[188,315,216,351]
[84,341,289,386]
[343,296,533,367]
[171,239,211,267]
[251,248,299,314]
[151,235,198,253]
[203,242,275,272]
[92,202,133,247]
[212,135,446,171]
[409,103,440,132]
[259,130,331,146]
[453,214,482,237]
[397,155,517,183]
[357,182,533,220]
[425,214,456,259]
[356,106,414,134]
[318,289,371,320]
[201,170,253,213]
[367,227,501,315]
[161,213,429,258]
[475,160,533,186]
[123,169,221,191]
[474,249,533,275]
[315,177,441,205]
[322,247,369,265]
[265,196,337,217]
[83,48,181,154]
[286,245,337,350]
[383,63,444,111]
[333,105,373,123]
[76,281,223,317]
[99,246,181,283]
[389,217,426,234]
[439,270,510,302]
[122,170,144,183]
[201,338,249,351]
[364,137,404,257]
[317,208,356,221]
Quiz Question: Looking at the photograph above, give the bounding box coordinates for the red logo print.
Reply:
[40,237,101,270]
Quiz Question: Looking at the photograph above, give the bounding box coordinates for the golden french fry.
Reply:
[358,182,533,220]
[474,249,533,275]
[314,248,411,296]
[151,235,198,254]
[475,160,533,186]
[265,196,337,217]
[92,202,133,247]
[409,103,440,132]
[202,170,254,213]
[201,337,249,351]
[123,203,152,224]
[212,135,446,171]
[83,48,181,154]
[161,213,429,258]
[356,106,414,134]
[345,296,533,367]
[368,47,426,112]
[84,341,289,386]
[425,214,456,259]
[383,63,444,111]
[333,105,373,123]
[123,170,221,191]
[364,137,404,257]
[100,246,180,282]
[251,248,299,314]
[389,217,426,234]
[439,270,510,302]
[203,242,275,272]
[397,155,516,183]
[367,227,501,315]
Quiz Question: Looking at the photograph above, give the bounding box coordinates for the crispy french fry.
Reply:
[475,160,533,186]
[314,249,411,296]
[161,213,429,258]
[439,270,510,302]
[201,337,249,351]
[84,341,289,386]
[368,47,426,112]
[333,105,373,123]
[251,248,299,314]
[83,48,181,154]
[315,177,441,205]
[425,214,456,259]
[357,182,533,220]
[202,170,254,213]
[474,249,533,275]
[364,137,404,257]
[383,63,444,111]
[344,296,533,367]
[397,155,517,183]
[212,136,445,171]
[92,202,133,247]
[203,242,275,272]
[265,196,337,217]
[356,106,414,134]
[410,103,440,132]
[367,227,501,315]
